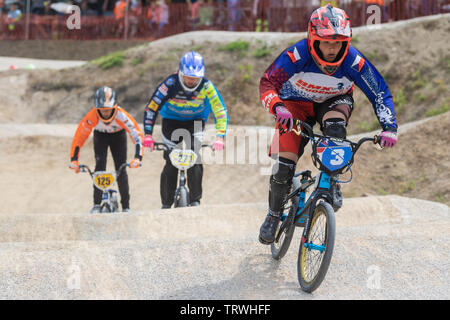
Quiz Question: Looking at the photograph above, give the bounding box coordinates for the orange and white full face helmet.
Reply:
[307,4,352,75]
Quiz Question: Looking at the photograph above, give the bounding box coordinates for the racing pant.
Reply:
[160,118,205,206]
[93,129,130,209]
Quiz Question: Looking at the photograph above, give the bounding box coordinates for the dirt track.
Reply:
[0,119,449,299]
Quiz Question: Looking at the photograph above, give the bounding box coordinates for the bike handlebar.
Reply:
[78,162,130,177]
[154,142,213,151]
[279,118,381,151]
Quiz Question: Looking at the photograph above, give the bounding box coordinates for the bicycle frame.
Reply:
[277,118,381,244]
[154,142,212,207]
[79,162,129,213]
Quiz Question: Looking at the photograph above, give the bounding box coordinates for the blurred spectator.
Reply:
[114,0,126,19]
[187,0,200,28]
[421,0,438,15]
[152,0,168,37]
[253,0,269,32]
[0,0,5,15]
[31,0,47,14]
[6,2,22,31]
[198,0,213,27]
[214,0,227,27]
[227,0,240,31]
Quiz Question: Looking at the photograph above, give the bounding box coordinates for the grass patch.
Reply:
[218,40,250,57]
[253,44,271,58]
[425,99,450,117]
[92,51,125,70]
[393,89,407,114]
[357,119,380,132]
[131,57,142,67]
[399,180,415,193]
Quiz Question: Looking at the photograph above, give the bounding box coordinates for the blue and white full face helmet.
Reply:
[178,51,205,92]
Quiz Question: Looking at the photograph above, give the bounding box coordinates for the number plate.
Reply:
[169,149,198,170]
[316,139,353,172]
[93,172,115,190]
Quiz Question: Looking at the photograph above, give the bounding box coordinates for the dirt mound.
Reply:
[0,196,448,299]
[0,15,448,134]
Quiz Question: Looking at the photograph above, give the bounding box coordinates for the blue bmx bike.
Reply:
[271,119,381,293]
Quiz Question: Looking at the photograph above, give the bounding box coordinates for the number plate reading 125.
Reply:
[93,172,115,190]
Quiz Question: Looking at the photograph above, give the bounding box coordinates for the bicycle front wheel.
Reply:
[174,187,189,208]
[297,201,336,293]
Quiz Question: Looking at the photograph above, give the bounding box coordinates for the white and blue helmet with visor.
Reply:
[178,51,205,92]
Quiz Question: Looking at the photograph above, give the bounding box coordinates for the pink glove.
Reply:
[143,135,154,151]
[380,131,397,148]
[212,138,225,151]
[275,104,293,132]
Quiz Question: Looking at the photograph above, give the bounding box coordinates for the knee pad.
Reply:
[272,158,296,184]
[323,118,347,139]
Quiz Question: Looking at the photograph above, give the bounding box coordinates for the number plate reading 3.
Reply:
[316,139,353,172]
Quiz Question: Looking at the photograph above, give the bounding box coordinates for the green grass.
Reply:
[253,45,271,58]
[425,99,450,117]
[91,51,125,70]
[131,57,142,67]
[357,119,380,132]
[393,89,407,113]
[218,40,250,55]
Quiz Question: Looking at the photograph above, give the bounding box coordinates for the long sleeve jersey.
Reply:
[260,39,397,131]
[70,107,144,161]
[143,74,228,137]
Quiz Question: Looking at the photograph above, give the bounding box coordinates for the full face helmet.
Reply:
[178,51,205,92]
[94,86,118,124]
[307,4,352,75]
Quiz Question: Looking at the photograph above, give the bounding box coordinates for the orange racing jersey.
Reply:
[70,107,144,161]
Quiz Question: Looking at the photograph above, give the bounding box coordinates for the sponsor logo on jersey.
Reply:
[261,91,278,110]
[287,47,301,63]
[351,55,365,72]
[148,101,159,111]
[159,84,168,96]
[165,77,175,86]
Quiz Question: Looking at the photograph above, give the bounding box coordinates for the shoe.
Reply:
[90,204,101,214]
[258,213,280,245]
[190,201,200,207]
[161,204,171,209]
[332,183,343,211]
[122,208,130,213]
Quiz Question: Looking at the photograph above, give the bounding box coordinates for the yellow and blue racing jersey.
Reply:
[143,74,228,137]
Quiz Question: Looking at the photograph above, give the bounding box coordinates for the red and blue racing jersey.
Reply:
[260,39,397,131]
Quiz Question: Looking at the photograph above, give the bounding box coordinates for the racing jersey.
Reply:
[260,39,397,131]
[70,106,144,161]
[143,74,228,137]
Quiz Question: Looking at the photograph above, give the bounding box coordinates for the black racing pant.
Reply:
[161,118,205,206]
[93,130,129,209]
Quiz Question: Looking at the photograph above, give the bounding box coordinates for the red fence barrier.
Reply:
[0,1,448,41]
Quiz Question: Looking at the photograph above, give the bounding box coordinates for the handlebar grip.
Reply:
[374,135,381,145]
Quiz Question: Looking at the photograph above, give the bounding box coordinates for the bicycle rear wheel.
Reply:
[297,201,336,293]
[271,176,300,260]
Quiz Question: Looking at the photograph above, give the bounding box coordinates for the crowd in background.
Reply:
[0,0,448,39]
